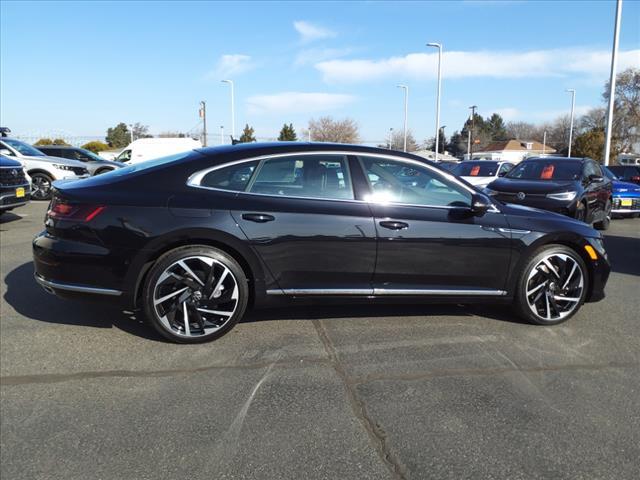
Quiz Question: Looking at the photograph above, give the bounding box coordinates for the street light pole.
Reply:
[221,79,235,140]
[603,0,623,166]
[396,84,409,152]
[388,128,394,149]
[427,43,442,161]
[468,105,477,159]
[129,124,134,144]
[220,126,224,145]
[566,89,576,157]
[543,130,547,155]
[199,101,207,147]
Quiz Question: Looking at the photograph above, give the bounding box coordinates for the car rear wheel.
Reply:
[594,200,611,230]
[142,245,249,343]
[30,172,54,200]
[514,245,588,325]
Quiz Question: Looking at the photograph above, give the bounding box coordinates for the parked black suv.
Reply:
[607,165,640,185]
[35,146,123,176]
[1,154,30,212]
[485,157,612,230]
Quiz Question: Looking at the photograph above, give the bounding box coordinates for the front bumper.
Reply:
[0,183,30,210]
[611,196,640,214]
[585,237,610,303]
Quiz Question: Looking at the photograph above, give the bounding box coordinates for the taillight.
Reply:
[631,176,640,182]
[48,198,106,222]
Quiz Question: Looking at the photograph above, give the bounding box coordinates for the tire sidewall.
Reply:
[142,245,249,343]
[30,173,53,200]
[515,244,588,326]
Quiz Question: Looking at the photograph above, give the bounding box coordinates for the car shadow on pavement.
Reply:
[0,211,24,226]
[3,262,163,341]
[603,234,640,277]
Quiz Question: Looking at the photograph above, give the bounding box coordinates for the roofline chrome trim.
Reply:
[34,273,123,296]
[267,288,507,296]
[186,150,500,213]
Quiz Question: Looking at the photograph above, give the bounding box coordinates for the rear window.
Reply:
[506,160,582,181]
[452,162,500,177]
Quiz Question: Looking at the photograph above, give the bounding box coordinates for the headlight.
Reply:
[53,164,75,171]
[546,191,577,201]
[483,187,498,196]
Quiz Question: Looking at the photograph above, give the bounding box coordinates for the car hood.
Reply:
[488,177,576,194]
[90,159,124,168]
[0,155,23,168]
[17,154,87,168]
[612,180,640,194]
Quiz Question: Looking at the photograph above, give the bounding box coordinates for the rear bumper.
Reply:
[35,273,123,296]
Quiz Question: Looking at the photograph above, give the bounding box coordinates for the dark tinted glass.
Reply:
[249,155,353,200]
[506,160,582,181]
[201,161,258,191]
[452,162,500,176]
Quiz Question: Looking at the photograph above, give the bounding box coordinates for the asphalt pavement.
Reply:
[1,201,639,480]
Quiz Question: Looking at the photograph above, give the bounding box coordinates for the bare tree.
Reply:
[505,121,542,141]
[384,129,418,151]
[308,117,360,143]
[603,67,639,154]
[578,107,606,133]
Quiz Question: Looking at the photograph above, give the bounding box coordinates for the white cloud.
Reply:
[247,92,355,115]
[206,54,253,79]
[294,20,336,43]
[316,48,640,83]
[493,108,520,121]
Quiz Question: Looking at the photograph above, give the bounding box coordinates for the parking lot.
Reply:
[1,200,639,479]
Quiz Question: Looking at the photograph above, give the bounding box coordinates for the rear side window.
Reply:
[201,161,258,191]
[249,155,353,200]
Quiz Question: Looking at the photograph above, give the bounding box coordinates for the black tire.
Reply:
[29,172,54,200]
[513,244,588,326]
[594,200,611,231]
[142,245,249,344]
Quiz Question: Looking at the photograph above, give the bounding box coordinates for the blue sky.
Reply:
[1,0,639,145]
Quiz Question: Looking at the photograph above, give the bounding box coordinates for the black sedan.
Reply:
[33,143,610,343]
[485,157,612,230]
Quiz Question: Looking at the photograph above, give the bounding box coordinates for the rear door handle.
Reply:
[242,213,275,223]
[379,220,409,230]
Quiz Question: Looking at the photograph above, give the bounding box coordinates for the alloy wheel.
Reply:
[31,174,52,200]
[153,255,239,338]
[525,253,584,322]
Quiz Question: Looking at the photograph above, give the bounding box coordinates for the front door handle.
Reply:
[242,213,275,223]
[379,220,409,230]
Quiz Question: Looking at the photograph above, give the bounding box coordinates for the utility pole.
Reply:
[199,101,207,147]
[543,130,547,155]
[468,105,477,159]
[566,89,576,157]
[308,129,311,142]
[220,126,224,145]
[603,0,622,166]
[388,128,394,149]
[397,84,409,152]
[129,124,134,143]
[221,80,236,140]
[427,43,443,161]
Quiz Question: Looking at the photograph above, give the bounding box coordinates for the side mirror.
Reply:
[498,170,507,177]
[470,193,492,217]
[588,174,604,183]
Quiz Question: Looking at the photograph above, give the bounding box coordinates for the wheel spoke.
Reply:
[527,282,545,297]
[542,258,561,279]
[562,262,578,290]
[178,260,204,287]
[210,267,229,299]
[154,286,189,305]
[553,295,580,302]
[182,302,190,336]
[197,307,234,317]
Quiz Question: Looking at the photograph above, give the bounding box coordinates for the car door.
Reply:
[355,154,513,294]
[229,153,377,294]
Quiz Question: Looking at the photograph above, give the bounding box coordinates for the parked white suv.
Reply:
[0,138,90,200]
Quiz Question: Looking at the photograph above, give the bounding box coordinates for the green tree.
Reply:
[238,124,256,143]
[81,140,110,153]
[34,138,70,146]
[106,123,131,148]
[573,129,605,161]
[486,113,508,141]
[278,123,298,141]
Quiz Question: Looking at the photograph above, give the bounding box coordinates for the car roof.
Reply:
[36,145,78,149]
[523,156,587,162]
[195,142,435,164]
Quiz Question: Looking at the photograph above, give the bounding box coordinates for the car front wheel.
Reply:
[142,245,249,343]
[514,245,588,325]
[30,172,54,200]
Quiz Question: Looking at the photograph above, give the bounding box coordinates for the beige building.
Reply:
[466,139,556,163]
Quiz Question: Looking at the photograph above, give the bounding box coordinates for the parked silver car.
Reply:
[35,146,124,176]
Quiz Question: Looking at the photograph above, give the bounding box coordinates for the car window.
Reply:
[2,138,46,156]
[507,160,582,181]
[201,161,258,191]
[583,161,599,178]
[249,155,353,200]
[358,156,471,207]
[452,162,500,177]
[71,150,92,162]
[498,163,514,175]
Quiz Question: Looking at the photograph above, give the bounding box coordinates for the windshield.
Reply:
[452,162,500,177]
[506,160,582,181]
[603,167,618,180]
[2,138,46,157]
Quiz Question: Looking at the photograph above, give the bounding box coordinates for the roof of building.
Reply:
[412,150,460,162]
[475,139,556,153]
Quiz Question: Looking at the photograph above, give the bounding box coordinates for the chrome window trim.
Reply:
[186,150,500,213]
